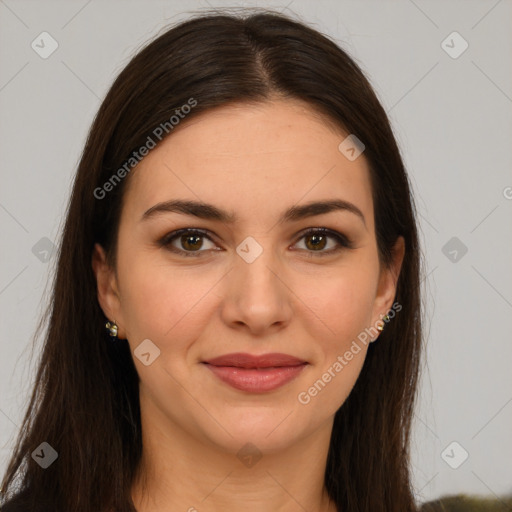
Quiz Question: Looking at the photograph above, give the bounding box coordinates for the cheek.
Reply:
[116,249,223,352]
[294,266,377,415]
[300,261,379,347]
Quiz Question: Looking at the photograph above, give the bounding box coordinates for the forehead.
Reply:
[122,99,374,227]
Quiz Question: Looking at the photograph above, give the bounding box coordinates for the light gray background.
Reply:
[1,0,511,505]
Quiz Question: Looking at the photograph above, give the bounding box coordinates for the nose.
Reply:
[219,242,293,336]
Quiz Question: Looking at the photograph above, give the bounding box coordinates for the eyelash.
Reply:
[157,227,354,258]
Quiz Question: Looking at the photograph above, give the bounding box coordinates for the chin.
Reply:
[197,407,309,456]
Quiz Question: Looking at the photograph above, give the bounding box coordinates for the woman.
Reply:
[0,9,423,512]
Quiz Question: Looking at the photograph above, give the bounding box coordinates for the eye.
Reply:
[158,228,218,257]
[292,228,353,257]
[158,227,353,258]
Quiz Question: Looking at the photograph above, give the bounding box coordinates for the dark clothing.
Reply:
[0,492,45,512]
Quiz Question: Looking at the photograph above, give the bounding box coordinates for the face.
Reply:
[93,99,404,456]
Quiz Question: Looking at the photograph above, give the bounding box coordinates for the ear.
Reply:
[371,236,405,328]
[91,243,126,339]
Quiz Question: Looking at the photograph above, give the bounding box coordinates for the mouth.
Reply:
[203,352,307,368]
[202,352,308,393]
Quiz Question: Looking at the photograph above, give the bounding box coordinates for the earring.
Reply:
[105,320,118,338]
[371,314,391,342]
[376,314,391,332]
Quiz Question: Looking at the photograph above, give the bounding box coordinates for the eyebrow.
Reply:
[141,198,366,227]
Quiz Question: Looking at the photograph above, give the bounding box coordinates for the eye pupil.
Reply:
[305,234,327,251]
[182,234,203,251]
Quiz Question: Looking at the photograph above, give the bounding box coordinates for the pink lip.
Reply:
[203,352,307,368]
[204,364,307,392]
[202,352,308,393]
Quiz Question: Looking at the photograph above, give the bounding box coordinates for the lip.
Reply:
[202,352,308,393]
[203,352,307,368]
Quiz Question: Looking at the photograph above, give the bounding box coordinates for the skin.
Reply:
[92,98,404,512]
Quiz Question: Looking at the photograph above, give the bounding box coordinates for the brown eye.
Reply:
[304,232,328,251]
[159,229,217,257]
[180,233,204,251]
[158,227,353,259]
[294,228,353,256]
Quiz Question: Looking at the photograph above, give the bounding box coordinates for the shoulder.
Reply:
[0,491,46,512]
[419,494,512,511]
[1,498,25,511]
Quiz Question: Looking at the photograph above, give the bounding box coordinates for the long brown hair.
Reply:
[1,9,423,512]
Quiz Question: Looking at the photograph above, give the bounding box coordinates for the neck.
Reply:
[130,406,338,512]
